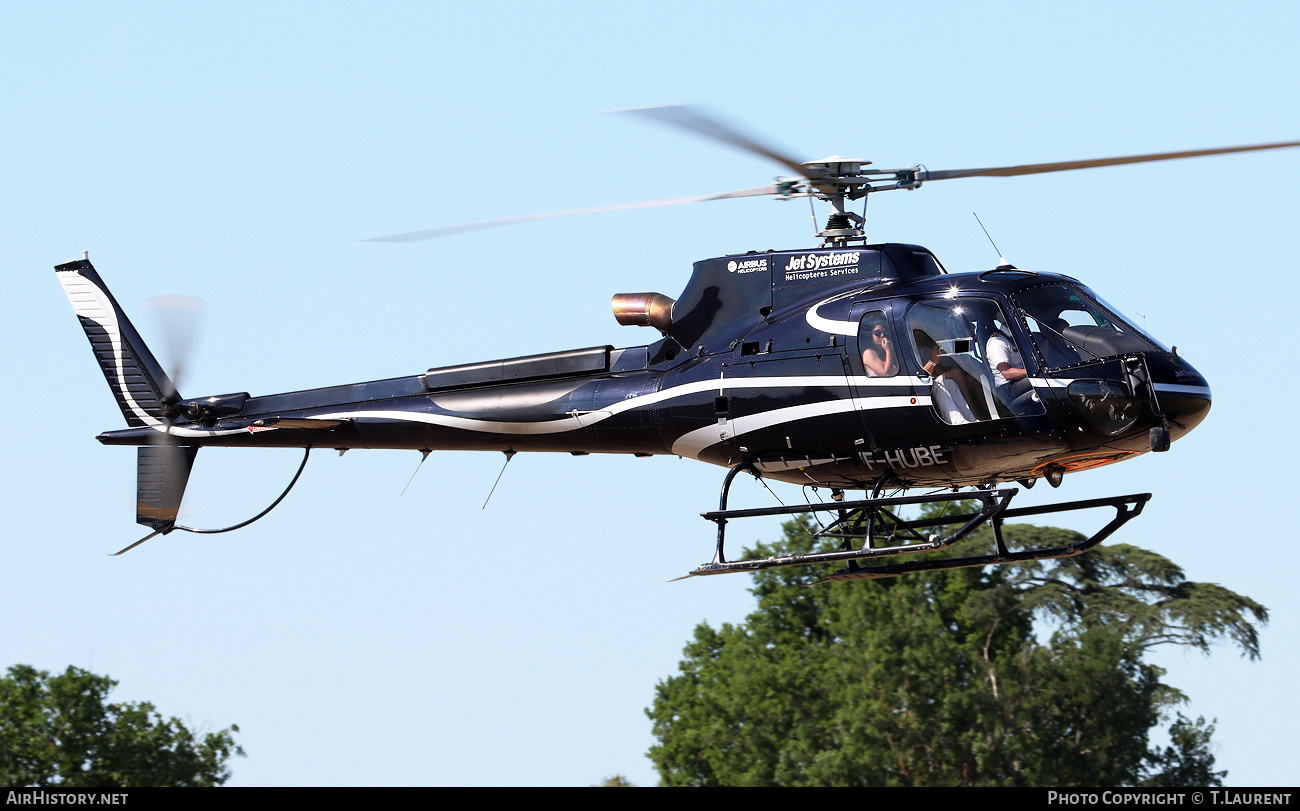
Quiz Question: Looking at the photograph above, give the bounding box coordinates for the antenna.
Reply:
[482,449,517,509]
[400,449,432,497]
[973,212,1011,267]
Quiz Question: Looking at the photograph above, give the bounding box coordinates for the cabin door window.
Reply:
[904,298,1044,424]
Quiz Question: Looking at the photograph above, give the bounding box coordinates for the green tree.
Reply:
[0,664,243,787]
[647,514,1265,787]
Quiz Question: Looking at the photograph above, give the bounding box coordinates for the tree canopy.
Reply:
[647,513,1266,787]
[0,664,243,787]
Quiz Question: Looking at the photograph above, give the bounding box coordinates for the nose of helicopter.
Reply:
[1148,353,1212,443]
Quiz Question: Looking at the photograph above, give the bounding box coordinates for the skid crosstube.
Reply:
[680,485,1150,581]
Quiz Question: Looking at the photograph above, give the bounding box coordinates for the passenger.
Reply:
[986,327,1034,409]
[914,331,978,425]
[861,315,899,377]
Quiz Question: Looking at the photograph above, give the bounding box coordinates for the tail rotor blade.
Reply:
[146,295,205,400]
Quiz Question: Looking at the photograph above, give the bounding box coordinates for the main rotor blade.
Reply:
[362,186,777,242]
[610,105,813,179]
[923,139,1300,182]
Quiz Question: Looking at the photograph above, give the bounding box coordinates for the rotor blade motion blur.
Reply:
[364,106,1300,243]
[146,294,204,400]
[362,186,777,243]
[609,105,813,179]
[922,140,1300,182]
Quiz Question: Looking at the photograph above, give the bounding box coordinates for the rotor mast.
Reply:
[796,156,926,246]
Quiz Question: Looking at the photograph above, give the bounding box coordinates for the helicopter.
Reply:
[55,106,1300,579]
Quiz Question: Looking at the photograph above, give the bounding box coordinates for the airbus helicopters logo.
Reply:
[727,258,768,274]
[783,251,862,282]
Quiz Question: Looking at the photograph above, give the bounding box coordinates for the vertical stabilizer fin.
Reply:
[55,258,176,428]
[136,444,198,533]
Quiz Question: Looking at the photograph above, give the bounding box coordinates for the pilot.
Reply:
[861,315,899,377]
[986,327,1033,406]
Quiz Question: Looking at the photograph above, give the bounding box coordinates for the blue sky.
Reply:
[3,1,1297,786]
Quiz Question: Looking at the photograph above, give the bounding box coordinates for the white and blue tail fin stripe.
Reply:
[55,258,174,428]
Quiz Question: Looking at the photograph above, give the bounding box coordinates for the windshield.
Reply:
[1087,290,1172,352]
[1014,283,1158,368]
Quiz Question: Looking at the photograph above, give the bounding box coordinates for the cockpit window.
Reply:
[904,297,1044,425]
[1014,284,1157,368]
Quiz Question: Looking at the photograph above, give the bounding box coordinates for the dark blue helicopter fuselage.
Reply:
[79,242,1209,491]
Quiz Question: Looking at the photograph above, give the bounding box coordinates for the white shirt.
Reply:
[986,332,1023,387]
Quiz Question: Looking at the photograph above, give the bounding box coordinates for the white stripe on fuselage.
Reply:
[181,377,1212,442]
[804,290,862,336]
[123,371,925,444]
[1030,378,1211,399]
[669,395,924,458]
[1153,383,1212,397]
[296,374,924,450]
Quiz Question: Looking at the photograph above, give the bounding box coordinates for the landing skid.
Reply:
[676,466,1150,581]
